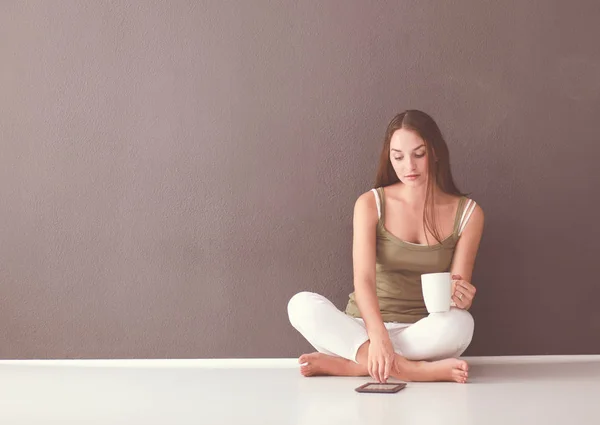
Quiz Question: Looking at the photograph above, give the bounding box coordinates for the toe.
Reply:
[301,366,313,377]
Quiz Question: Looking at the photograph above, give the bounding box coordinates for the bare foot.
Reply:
[394,357,469,383]
[298,353,368,377]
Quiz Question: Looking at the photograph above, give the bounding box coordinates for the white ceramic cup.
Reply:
[421,272,452,313]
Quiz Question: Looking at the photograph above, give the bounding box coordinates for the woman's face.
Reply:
[389,128,429,187]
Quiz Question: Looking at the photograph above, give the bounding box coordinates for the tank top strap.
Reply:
[376,187,386,223]
[452,196,468,235]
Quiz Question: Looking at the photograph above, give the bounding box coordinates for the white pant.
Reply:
[288,292,474,362]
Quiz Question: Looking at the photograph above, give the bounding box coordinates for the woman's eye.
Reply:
[394,157,403,161]
[414,153,425,158]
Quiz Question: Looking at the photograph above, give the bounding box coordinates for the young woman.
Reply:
[288,110,484,384]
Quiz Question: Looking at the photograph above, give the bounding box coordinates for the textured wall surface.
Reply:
[1,1,599,359]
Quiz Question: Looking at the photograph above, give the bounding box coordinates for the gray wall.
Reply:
[1,0,599,359]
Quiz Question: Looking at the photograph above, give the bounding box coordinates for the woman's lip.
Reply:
[405,174,419,178]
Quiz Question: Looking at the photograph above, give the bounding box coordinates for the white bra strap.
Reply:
[458,200,477,236]
[458,200,472,227]
[371,188,381,219]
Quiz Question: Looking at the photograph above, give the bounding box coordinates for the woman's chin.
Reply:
[400,178,426,187]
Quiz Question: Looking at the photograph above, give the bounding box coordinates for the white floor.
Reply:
[1,356,599,425]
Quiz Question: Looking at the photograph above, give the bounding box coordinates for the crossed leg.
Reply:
[288,292,474,383]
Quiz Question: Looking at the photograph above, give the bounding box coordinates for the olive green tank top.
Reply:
[345,187,472,324]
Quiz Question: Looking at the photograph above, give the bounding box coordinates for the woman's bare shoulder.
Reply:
[355,188,378,209]
[353,189,380,223]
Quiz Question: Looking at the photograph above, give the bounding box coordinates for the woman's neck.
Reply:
[401,184,428,206]
[392,182,447,209]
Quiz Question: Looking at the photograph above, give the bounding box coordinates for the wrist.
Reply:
[367,327,388,341]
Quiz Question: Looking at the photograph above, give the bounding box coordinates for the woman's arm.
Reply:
[352,191,386,338]
[450,204,485,309]
[352,191,395,382]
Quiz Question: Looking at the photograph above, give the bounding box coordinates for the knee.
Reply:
[436,308,475,355]
[412,308,475,360]
[287,291,319,330]
[445,307,474,331]
[448,308,475,347]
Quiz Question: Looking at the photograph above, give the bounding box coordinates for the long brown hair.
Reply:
[374,110,466,244]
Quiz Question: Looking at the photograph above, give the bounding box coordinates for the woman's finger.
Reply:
[458,289,473,304]
[370,358,377,381]
[458,280,476,294]
[454,289,464,301]
[455,292,473,309]
[452,295,465,309]
[379,362,386,383]
[384,358,391,382]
